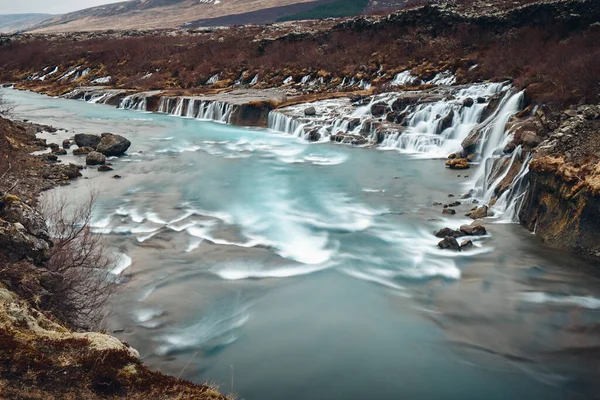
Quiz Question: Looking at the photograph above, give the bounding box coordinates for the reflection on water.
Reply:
[3,88,600,400]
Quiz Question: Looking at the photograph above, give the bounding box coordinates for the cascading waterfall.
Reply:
[157,96,233,123]
[268,112,306,138]
[119,93,147,111]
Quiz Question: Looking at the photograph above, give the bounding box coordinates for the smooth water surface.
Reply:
[3,88,600,400]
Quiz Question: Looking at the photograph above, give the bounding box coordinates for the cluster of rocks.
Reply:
[72,132,131,171]
[435,221,488,251]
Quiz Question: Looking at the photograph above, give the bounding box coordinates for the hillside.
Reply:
[28,0,328,33]
[0,14,53,33]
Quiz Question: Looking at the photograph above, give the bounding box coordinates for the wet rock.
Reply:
[304,106,316,116]
[96,133,131,156]
[467,205,488,219]
[113,175,122,179]
[86,151,106,166]
[460,240,474,251]
[43,154,58,162]
[438,236,460,250]
[74,133,101,149]
[439,110,454,132]
[433,202,443,206]
[476,97,486,104]
[370,102,389,117]
[442,208,456,215]
[98,165,114,172]
[448,201,461,207]
[434,227,463,238]
[62,139,71,149]
[73,146,94,155]
[48,143,59,150]
[446,158,470,169]
[52,148,67,155]
[463,97,474,107]
[307,129,321,142]
[460,223,487,235]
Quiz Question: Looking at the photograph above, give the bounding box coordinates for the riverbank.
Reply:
[0,114,230,399]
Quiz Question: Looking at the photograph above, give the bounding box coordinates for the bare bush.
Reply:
[0,94,15,118]
[42,192,120,330]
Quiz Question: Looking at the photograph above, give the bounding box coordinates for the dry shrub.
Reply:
[41,192,119,330]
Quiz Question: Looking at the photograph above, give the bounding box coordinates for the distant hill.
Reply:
[27,0,329,33]
[0,14,54,33]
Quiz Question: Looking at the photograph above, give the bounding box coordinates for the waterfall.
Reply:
[119,93,147,111]
[156,96,233,123]
[206,74,219,85]
[392,71,419,86]
[250,75,259,86]
[268,111,306,137]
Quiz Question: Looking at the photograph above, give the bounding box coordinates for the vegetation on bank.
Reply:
[277,0,370,21]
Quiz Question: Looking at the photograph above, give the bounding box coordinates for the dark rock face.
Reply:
[74,133,101,149]
[370,102,389,117]
[86,151,106,165]
[96,134,131,156]
[307,129,321,142]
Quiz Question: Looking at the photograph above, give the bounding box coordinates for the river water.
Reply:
[3,88,600,400]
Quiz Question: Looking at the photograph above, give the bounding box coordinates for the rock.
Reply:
[433,202,443,206]
[442,208,456,215]
[98,165,114,172]
[466,153,477,162]
[438,236,460,250]
[307,129,321,142]
[52,148,67,155]
[48,143,59,150]
[96,133,131,156]
[43,154,58,162]
[74,133,101,149]
[113,175,122,179]
[439,109,454,132]
[467,205,488,219]
[446,158,470,169]
[304,106,316,116]
[370,102,389,117]
[463,97,474,107]
[476,97,486,104]
[434,227,463,238]
[460,240,474,250]
[460,223,487,235]
[62,139,71,149]
[86,151,106,166]
[448,201,461,207]
[73,146,94,155]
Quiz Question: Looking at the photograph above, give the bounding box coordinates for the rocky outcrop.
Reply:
[0,195,51,265]
[517,105,600,260]
[96,133,131,156]
[86,151,106,165]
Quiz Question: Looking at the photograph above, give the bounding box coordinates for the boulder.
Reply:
[73,147,94,155]
[86,151,106,166]
[74,133,101,149]
[442,208,456,215]
[460,223,487,235]
[463,97,474,107]
[52,148,67,155]
[96,134,131,156]
[48,143,59,150]
[98,165,114,172]
[438,236,460,250]
[62,139,71,149]
[446,158,470,170]
[467,205,488,219]
[304,106,316,116]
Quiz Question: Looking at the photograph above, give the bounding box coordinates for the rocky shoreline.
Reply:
[0,115,229,399]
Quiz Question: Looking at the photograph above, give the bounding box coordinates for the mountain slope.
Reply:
[28,0,324,32]
[0,14,53,33]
